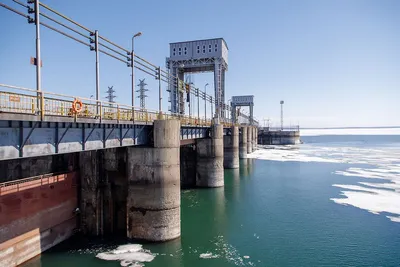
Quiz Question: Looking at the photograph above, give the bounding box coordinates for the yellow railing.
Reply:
[0,84,236,127]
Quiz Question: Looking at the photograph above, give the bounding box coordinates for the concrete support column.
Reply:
[223,126,239,169]
[252,127,257,151]
[126,119,181,241]
[196,124,224,187]
[255,128,258,150]
[247,126,253,154]
[239,126,248,159]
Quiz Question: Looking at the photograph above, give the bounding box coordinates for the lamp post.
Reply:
[227,98,232,123]
[204,83,209,120]
[280,100,284,130]
[197,88,200,123]
[131,32,142,116]
[189,82,193,118]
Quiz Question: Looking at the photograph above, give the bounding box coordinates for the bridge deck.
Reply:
[0,84,241,160]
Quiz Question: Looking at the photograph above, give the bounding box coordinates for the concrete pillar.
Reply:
[126,119,181,241]
[255,128,258,149]
[252,127,257,151]
[223,126,239,169]
[196,124,224,187]
[239,126,248,159]
[247,126,253,154]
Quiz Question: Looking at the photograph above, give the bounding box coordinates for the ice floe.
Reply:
[96,244,155,267]
[301,127,400,136]
[248,137,400,223]
[199,252,219,259]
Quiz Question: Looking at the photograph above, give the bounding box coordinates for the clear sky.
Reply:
[0,0,399,128]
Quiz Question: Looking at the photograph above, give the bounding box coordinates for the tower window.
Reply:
[197,45,200,49]
[184,47,187,51]
[178,47,181,51]
[179,52,181,55]
[203,45,205,50]
[203,49,205,53]
[197,49,200,53]
[209,49,211,52]
[209,44,211,48]
[215,44,217,47]
[173,52,175,56]
[184,51,187,55]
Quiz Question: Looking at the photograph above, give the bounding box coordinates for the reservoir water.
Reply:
[23,129,400,267]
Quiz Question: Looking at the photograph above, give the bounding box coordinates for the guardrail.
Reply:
[0,83,246,127]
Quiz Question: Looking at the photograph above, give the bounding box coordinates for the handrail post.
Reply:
[40,91,45,121]
[99,101,102,123]
[117,104,120,123]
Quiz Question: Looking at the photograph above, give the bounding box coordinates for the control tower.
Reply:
[166,38,228,118]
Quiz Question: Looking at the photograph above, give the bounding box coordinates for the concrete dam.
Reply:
[0,120,259,266]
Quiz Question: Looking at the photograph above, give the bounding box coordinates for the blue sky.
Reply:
[0,0,399,128]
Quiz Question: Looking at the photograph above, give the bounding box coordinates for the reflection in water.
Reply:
[225,169,240,202]
[239,159,254,178]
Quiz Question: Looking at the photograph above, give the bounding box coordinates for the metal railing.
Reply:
[0,83,225,127]
[0,172,76,195]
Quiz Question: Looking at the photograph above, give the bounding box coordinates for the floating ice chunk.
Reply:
[200,252,219,259]
[387,216,400,223]
[96,244,155,266]
[243,255,250,259]
[112,244,143,254]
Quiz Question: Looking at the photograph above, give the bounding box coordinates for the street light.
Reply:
[188,82,194,118]
[204,83,209,120]
[280,100,284,130]
[131,32,142,115]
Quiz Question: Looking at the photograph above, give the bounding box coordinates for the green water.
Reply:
[25,152,400,267]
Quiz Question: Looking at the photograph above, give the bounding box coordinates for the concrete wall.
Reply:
[0,172,78,266]
[258,130,300,145]
[79,148,128,236]
[0,153,78,183]
[180,145,197,188]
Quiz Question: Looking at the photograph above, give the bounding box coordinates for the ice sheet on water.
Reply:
[248,138,400,223]
[301,127,400,136]
[96,244,155,267]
